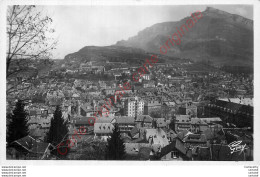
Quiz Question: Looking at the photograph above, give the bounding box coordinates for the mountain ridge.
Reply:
[115,7,253,67]
[64,7,253,68]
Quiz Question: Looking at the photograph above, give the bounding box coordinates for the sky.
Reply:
[40,5,253,59]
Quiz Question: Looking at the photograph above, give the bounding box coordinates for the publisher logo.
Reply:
[228,141,248,155]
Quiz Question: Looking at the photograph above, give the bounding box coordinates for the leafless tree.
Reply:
[6,5,57,94]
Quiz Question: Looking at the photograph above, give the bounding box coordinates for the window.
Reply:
[171,151,178,159]
[171,152,174,158]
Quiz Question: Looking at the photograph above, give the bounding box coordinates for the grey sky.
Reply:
[42,5,253,59]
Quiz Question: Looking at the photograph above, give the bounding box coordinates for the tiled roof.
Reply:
[115,117,135,124]
[95,117,113,124]
[11,135,51,154]
[214,100,253,115]
[71,117,93,126]
[145,128,169,147]
[136,115,153,123]
[130,126,139,138]
[190,118,207,125]
[156,118,167,128]
[125,143,151,155]
[159,138,187,159]
[94,123,114,134]
[183,134,207,143]
[218,98,253,107]
[200,117,222,124]
[177,130,193,140]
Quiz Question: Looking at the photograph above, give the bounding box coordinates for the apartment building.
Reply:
[124,97,144,117]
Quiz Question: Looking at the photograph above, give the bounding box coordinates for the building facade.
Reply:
[124,97,144,117]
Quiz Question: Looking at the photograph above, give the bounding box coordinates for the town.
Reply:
[6,56,253,160]
[5,5,254,161]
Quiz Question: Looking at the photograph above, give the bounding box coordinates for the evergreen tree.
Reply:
[105,124,126,160]
[47,106,69,157]
[7,100,29,145]
[150,111,161,118]
[152,119,157,128]
[169,115,176,131]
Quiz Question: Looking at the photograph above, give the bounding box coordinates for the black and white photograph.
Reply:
[4,4,255,161]
[1,0,260,176]
[0,0,260,177]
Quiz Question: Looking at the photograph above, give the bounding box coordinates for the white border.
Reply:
[0,0,259,168]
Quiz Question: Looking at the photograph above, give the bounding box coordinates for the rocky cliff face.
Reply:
[116,7,253,67]
[204,7,253,30]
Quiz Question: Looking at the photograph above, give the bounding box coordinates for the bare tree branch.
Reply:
[6,5,57,95]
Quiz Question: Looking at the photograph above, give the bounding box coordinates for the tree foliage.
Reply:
[7,100,29,145]
[169,118,175,131]
[6,5,57,93]
[105,124,126,160]
[152,119,157,128]
[78,141,107,160]
[46,106,69,157]
[150,111,161,118]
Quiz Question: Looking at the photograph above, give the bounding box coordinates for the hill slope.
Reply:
[64,46,170,68]
[116,7,253,67]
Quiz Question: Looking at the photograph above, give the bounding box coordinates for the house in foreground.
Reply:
[94,123,114,141]
[7,135,55,160]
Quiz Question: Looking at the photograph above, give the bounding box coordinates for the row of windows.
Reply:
[119,127,132,131]
[97,133,109,136]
